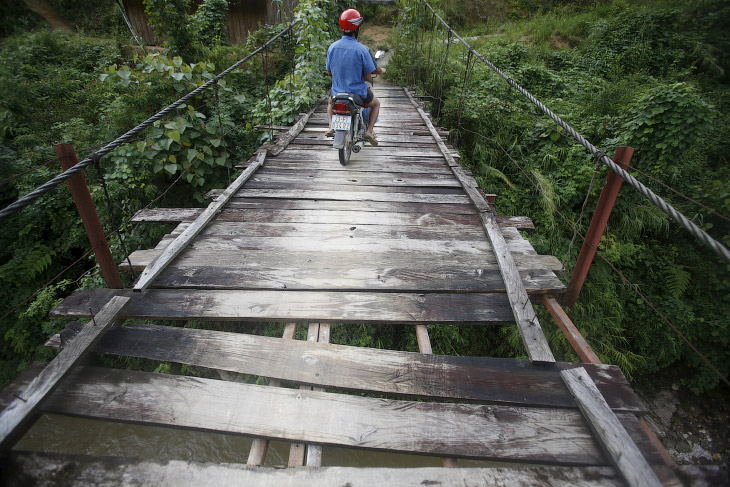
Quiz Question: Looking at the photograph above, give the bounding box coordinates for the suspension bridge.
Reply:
[0,5,727,487]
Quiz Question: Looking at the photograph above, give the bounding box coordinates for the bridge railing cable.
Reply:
[416,0,730,265]
[0,20,298,223]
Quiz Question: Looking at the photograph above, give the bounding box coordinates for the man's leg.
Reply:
[365,95,380,143]
[326,98,334,136]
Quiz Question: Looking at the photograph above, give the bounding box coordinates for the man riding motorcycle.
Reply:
[325,9,384,146]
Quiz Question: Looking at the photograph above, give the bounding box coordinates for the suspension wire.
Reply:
[461,125,730,388]
[0,158,57,187]
[417,0,730,264]
[629,165,730,224]
[94,159,136,282]
[0,20,298,223]
[213,83,231,186]
[436,29,452,118]
[456,50,475,138]
[262,44,274,143]
[565,160,603,269]
[595,252,730,389]
[425,12,437,85]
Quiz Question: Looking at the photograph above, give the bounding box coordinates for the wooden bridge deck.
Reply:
[0,83,699,486]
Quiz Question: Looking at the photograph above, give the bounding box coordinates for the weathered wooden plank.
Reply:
[10,453,717,487]
[197,208,483,227]
[290,134,438,146]
[249,171,462,188]
[562,368,663,487]
[0,296,130,451]
[149,264,564,293]
[233,188,471,205]
[50,289,515,324]
[47,323,640,411]
[404,88,555,364]
[239,182,465,195]
[131,206,534,229]
[40,366,662,465]
[134,150,266,290]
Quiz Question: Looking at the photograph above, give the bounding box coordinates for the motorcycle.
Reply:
[330,92,370,166]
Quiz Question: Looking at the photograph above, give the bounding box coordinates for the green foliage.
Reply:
[195,0,230,46]
[392,0,730,392]
[101,53,241,198]
[143,0,201,60]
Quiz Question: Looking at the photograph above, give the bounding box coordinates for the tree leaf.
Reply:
[167,130,181,143]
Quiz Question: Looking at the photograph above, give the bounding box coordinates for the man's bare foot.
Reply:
[325,129,335,138]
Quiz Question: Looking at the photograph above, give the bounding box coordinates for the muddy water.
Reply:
[17,414,495,467]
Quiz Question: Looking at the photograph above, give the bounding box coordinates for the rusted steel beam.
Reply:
[563,147,633,307]
[55,143,123,289]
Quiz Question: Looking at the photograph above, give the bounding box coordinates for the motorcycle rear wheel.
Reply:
[339,126,353,165]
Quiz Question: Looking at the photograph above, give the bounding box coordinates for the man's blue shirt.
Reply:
[326,36,376,97]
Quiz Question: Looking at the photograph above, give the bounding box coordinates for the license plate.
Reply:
[331,115,351,131]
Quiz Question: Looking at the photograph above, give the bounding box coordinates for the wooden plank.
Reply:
[238,183,466,196]
[0,296,130,451]
[9,452,716,487]
[131,206,534,228]
[40,366,663,465]
[46,323,644,412]
[306,323,330,467]
[175,208,483,227]
[150,263,565,294]
[249,171,462,188]
[50,289,516,324]
[134,150,266,290]
[404,88,555,364]
[561,368,663,487]
[232,188,471,205]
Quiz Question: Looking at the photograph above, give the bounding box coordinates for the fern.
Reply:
[664,263,691,298]
[0,245,55,284]
[484,164,516,189]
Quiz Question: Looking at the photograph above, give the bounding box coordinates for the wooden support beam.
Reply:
[0,296,129,452]
[247,322,297,466]
[133,150,266,290]
[403,88,554,363]
[414,324,458,468]
[289,323,320,467]
[55,143,122,289]
[561,368,663,487]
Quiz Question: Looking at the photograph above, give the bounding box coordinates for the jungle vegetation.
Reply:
[0,0,728,395]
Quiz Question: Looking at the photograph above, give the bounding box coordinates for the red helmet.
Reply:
[339,9,363,34]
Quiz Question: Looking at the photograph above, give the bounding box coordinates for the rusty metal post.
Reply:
[55,143,123,289]
[563,147,633,308]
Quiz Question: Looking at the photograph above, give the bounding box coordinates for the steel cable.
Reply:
[0,20,297,222]
[418,0,730,264]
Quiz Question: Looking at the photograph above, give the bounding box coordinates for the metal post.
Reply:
[55,143,123,289]
[563,147,633,307]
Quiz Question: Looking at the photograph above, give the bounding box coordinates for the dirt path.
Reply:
[24,0,71,31]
